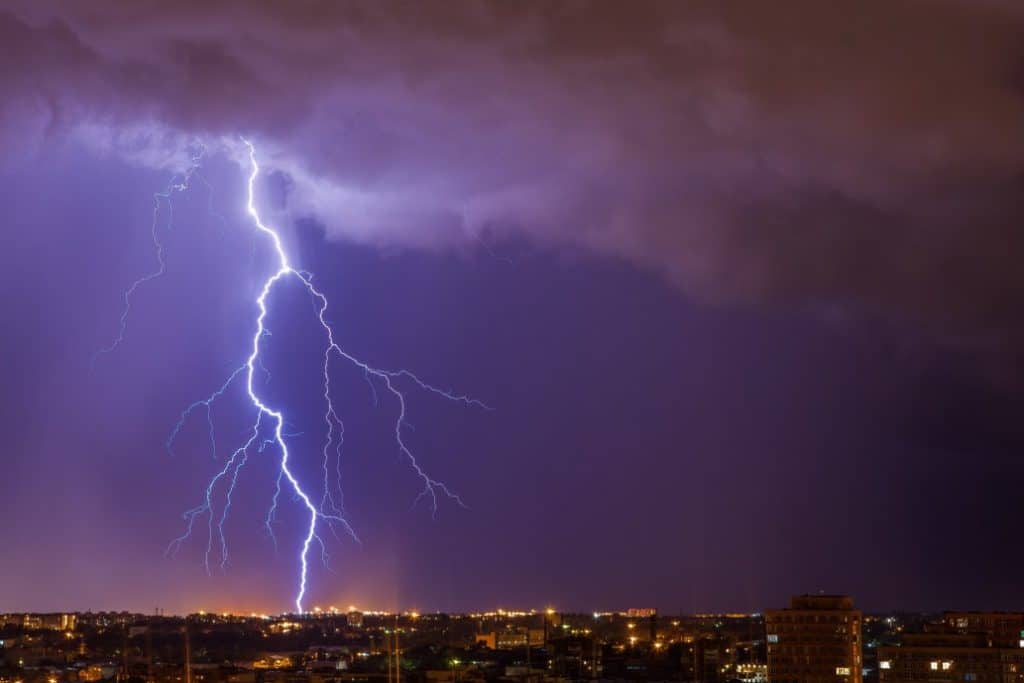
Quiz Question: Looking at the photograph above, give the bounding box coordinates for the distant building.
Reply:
[544,609,561,643]
[689,636,735,683]
[475,628,545,650]
[944,613,1024,649]
[346,610,363,628]
[766,595,862,683]
[625,608,658,618]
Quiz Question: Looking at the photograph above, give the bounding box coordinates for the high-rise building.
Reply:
[766,595,862,683]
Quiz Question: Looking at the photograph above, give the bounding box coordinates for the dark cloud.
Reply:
[3,1,1023,348]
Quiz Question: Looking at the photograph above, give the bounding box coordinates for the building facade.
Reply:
[766,595,862,683]
[879,618,1024,683]
[944,614,1024,649]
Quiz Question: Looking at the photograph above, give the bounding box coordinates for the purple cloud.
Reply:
[3,1,1023,347]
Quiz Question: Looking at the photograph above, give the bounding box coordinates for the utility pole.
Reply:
[525,627,531,682]
[146,623,153,683]
[394,618,400,683]
[183,623,192,683]
[121,626,128,683]
[386,629,392,683]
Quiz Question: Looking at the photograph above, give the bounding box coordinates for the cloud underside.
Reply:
[3,1,1023,347]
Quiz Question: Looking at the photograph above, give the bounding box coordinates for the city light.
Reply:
[2,603,1020,683]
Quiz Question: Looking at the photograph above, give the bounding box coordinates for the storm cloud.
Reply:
[3,1,1023,347]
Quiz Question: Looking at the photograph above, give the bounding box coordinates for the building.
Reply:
[738,663,770,683]
[766,595,862,683]
[681,636,736,683]
[475,628,545,650]
[944,613,1024,649]
[625,609,658,618]
[878,628,1024,683]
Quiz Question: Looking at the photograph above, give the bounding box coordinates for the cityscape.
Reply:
[4,3,1024,683]
[5,598,1024,683]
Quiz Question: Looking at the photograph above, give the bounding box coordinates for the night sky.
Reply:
[2,2,1024,616]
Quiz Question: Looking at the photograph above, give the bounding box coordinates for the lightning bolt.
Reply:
[92,145,206,365]
[101,139,488,613]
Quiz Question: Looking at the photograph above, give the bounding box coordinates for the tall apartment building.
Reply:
[766,595,862,683]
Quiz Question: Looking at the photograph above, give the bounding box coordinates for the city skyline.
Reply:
[8,599,1024,682]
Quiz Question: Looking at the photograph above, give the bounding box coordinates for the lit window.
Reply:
[768,634,779,643]
[943,662,953,671]
[836,667,851,676]
[931,662,940,671]
[880,661,891,670]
